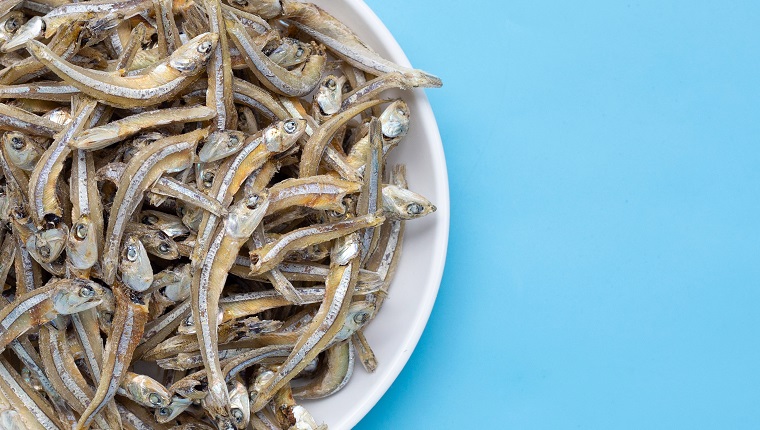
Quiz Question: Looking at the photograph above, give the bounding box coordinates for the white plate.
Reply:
[301,1,450,428]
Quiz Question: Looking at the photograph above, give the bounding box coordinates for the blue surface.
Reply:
[357,1,760,428]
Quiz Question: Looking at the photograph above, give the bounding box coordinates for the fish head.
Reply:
[125,374,172,408]
[2,131,41,170]
[228,381,251,429]
[263,118,306,152]
[214,416,237,430]
[67,214,98,270]
[123,133,163,163]
[162,264,192,302]
[337,300,376,342]
[198,130,247,162]
[52,279,106,314]
[195,160,220,191]
[0,408,25,430]
[251,367,275,395]
[149,230,180,260]
[225,0,283,19]
[155,396,192,423]
[119,234,153,292]
[380,100,410,139]
[202,383,235,430]
[141,210,190,239]
[176,313,196,334]
[179,202,203,232]
[333,232,361,266]
[314,75,347,116]
[224,191,269,240]
[94,286,115,334]
[169,32,219,75]
[0,12,26,47]
[2,131,28,153]
[3,16,43,53]
[27,223,68,263]
[382,185,437,220]
[266,37,313,68]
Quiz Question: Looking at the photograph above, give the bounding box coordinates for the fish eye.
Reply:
[244,194,260,209]
[148,393,161,405]
[197,41,213,54]
[354,311,369,325]
[5,18,19,33]
[73,223,88,240]
[101,311,113,322]
[283,120,298,134]
[233,0,248,6]
[342,82,351,93]
[11,206,26,219]
[295,47,304,58]
[227,134,239,147]
[184,315,193,326]
[231,408,244,422]
[9,135,23,150]
[202,171,214,187]
[142,214,159,225]
[158,407,170,416]
[43,213,61,228]
[38,244,51,259]
[325,78,336,90]
[79,285,95,298]
[158,243,170,253]
[126,245,138,262]
[407,203,423,215]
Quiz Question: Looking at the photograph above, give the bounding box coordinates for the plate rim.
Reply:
[314,1,451,428]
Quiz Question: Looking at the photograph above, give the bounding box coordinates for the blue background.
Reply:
[358,1,760,428]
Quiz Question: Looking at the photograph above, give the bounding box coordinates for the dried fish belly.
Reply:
[0,0,440,428]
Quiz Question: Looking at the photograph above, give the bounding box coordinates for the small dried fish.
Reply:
[0,1,440,428]
[26,33,219,108]
[0,278,106,352]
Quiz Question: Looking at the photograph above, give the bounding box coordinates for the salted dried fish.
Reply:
[192,192,270,425]
[0,278,105,352]
[76,283,149,429]
[72,105,215,150]
[1,131,43,171]
[26,33,218,108]
[0,1,440,428]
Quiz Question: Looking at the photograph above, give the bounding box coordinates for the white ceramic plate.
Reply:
[300,1,449,428]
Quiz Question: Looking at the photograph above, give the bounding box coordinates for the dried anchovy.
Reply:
[0,0,439,429]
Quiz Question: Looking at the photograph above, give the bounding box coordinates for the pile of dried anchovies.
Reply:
[0,0,439,428]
